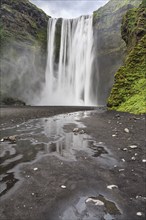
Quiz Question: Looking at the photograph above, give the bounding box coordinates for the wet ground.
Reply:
[0,107,145,220]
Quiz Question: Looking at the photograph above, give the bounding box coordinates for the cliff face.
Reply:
[93,0,141,105]
[0,0,49,104]
[108,2,146,114]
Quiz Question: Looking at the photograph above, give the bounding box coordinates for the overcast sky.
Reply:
[30,0,109,18]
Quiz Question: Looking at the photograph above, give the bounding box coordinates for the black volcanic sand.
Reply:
[0,107,145,220]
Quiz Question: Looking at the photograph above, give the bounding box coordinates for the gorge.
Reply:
[0,0,145,113]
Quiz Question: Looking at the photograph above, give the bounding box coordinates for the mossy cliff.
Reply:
[0,0,49,104]
[93,0,141,105]
[108,1,146,114]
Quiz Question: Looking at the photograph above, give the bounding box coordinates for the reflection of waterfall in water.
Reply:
[39,15,97,106]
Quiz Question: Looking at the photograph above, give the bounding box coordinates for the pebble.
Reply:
[86,198,104,206]
[124,128,129,133]
[33,168,38,171]
[129,145,138,149]
[107,185,118,190]
[79,130,85,134]
[123,148,128,151]
[61,185,66,189]
[136,212,143,216]
[121,158,125,162]
[119,169,124,172]
[73,128,79,132]
[142,159,146,163]
[131,157,136,160]
[112,134,116,137]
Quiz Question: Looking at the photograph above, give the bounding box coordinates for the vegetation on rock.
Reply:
[93,0,141,105]
[108,2,146,114]
[0,0,50,104]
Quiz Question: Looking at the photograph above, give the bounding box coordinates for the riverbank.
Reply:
[0,107,145,220]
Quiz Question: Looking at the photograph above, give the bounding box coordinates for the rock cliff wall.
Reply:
[93,0,141,105]
[108,1,146,114]
[0,0,49,104]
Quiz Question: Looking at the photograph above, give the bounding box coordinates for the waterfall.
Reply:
[39,15,97,106]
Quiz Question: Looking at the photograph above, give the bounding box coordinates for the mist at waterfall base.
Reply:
[38,15,98,106]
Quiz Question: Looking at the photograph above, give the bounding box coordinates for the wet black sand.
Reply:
[0,106,145,220]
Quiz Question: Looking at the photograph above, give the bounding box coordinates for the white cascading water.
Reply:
[39,15,97,106]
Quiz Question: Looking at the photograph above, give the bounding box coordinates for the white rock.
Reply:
[119,169,124,172]
[61,185,66,189]
[73,128,79,132]
[86,198,104,206]
[136,212,143,216]
[0,139,4,142]
[107,185,118,190]
[123,148,128,151]
[124,128,129,133]
[129,145,137,149]
[112,134,116,137]
[33,168,38,171]
[121,158,125,162]
[131,157,136,160]
[79,130,85,134]
[142,159,146,163]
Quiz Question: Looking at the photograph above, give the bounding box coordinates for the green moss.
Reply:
[108,3,146,114]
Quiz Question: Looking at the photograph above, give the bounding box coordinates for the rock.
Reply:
[61,185,66,189]
[86,198,104,206]
[9,135,17,142]
[79,130,85,134]
[1,135,17,143]
[131,157,136,160]
[121,158,125,162]
[136,212,143,216]
[124,128,129,133]
[112,134,116,137]
[107,185,118,190]
[119,169,124,172]
[129,145,138,149]
[33,167,38,171]
[73,128,79,132]
[142,159,146,163]
[123,148,128,151]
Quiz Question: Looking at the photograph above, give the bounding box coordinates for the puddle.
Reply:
[51,194,121,220]
[0,111,116,197]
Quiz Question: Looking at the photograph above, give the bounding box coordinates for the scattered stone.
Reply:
[86,198,104,206]
[121,158,125,162]
[131,157,136,160]
[129,145,138,149]
[73,128,79,132]
[136,212,143,216]
[79,130,85,134]
[114,165,117,168]
[31,193,35,196]
[124,128,129,133]
[33,168,38,171]
[107,185,118,190]
[112,134,116,137]
[136,195,146,201]
[61,185,66,189]
[142,159,146,163]
[135,153,138,156]
[119,169,124,172]
[1,135,17,143]
[123,148,128,151]
[98,142,103,144]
